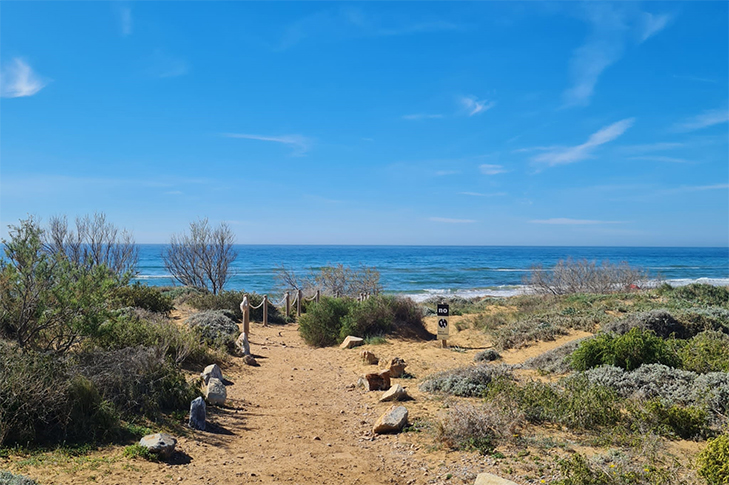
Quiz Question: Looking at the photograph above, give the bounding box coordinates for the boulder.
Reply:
[340,336,364,349]
[205,377,227,405]
[236,332,250,356]
[373,405,408,434]
[380,384,409,402]
[189,396,206,430]
[201,364,223,385]
[360,350,379,365]
[139,433,177,459]
[389,357,407,378]
[363,369,391,391]
[243,354,258,366]
[474,473,520,485]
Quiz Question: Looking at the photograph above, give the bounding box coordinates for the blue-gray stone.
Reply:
[189,396,206,430]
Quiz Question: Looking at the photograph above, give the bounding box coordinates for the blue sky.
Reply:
[1,1,727,246]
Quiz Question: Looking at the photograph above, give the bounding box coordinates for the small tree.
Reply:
[162,218,237,295]
[0,218,120,353]
[275,263,382,298]
[524,258,647,295]
[46,212,138,278]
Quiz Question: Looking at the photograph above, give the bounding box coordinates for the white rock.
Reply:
[139,433,177,458]
[380,384,409,402]
[201,364,223,385]
[205,377,227,405]
[340,336,364,349]
[474,473,520,485]
[373,405,408,434]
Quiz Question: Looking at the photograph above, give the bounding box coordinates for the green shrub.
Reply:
[0,471,41,485]
[571,328,679,371]
[340,296,394,339]
[678,331,729,373]
[491,317,569,350]
[603,310,686,338]
[184,310,239,349]
[554,453,673,485]
[0,342,120,446]
[671,284,729,307]
[474,349,501,362]
[298,297,354,347]
[73,346,199,419]
[697,434,729,485]
[113,282,174,315]
[94,308,212,366]
[634,399,709,439]
[676,308,729,336]
[420,365,512,397]
[123,443,159,461]
[160,286,204,305]
[188,290,287,324]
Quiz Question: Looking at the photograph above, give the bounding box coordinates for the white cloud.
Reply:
[402,113,443,120]
[0,58,47,98]
[563,5,672,107]
[460,191,507,197]
[672,108,729,132]
[460,96,496,116]
[479,164,507,175]
[223,133,313,156]
[640,13,671,42]
[529,218,625,225]
[533,118,635,166]
[628,156,690,164]
[620,142,684,153]
[664,183,729,194]
[430,217,476,224]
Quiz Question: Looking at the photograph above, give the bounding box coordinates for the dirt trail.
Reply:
[3,319,591,485]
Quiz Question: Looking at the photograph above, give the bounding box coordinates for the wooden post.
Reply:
[441,339,448,349]
[315,289,320,303]
[263,295,268,327]
[239,297,251,356]
[297,289,303,316]
[285,291,291,316]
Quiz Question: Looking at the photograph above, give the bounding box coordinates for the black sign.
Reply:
[437,304,449,317]
[438,318,448,328]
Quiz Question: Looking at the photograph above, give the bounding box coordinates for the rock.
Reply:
[373,405,408,434]
[205,377,227,405]
[380,384,409,402]
[189,397,206,430]
[139,433,177,459]
[389,357,407,378]
[363,369,391,391]
[243,354,258,366]
[474,473,520,485]
[236,333,250,356]
[340,336,364,349]
[201,364,223,385]
[360,350,379,365]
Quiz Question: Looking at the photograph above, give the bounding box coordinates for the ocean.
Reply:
[135,245,729,301]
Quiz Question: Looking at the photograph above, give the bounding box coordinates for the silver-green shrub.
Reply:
[420,364,512,397]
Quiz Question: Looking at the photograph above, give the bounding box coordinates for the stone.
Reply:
[236,333,250,356]
[473,473,520,485]
[380,384,409,402]
[243,354,258,366]
[360,350,379,365]
[389,357,407,378]
[340,336,364,349]
[139,433,177,459]
[189,396,206,430]
[205,377,227,405]
[363,369,391,391]
[201,364,223,385]
[373,405,408,434]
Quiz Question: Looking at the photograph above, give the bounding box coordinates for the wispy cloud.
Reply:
[430,217,476,224]
[402,113,443,121]
[223,133,313,156]
[563,5,672,107]
[628,156,691,164]
[619,142,684,153]
[639,12,671,42]
[435,170,460,176]
[120,6,132,36]
[529,218,626,225]
[479,164,507,175]
[146,50,189,78]
[533,118,635,166]
[0,58,47,98]
[663,183,729,194]
[673,74,718,84]
[460,96,496,116]
[460,191,507,197]
[672,108,729,132]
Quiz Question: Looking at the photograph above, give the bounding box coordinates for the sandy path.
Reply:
[2,319,593,485]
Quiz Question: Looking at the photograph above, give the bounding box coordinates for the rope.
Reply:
[249,300,265,310]
[274,295,288,307]
[304,295,318,301]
